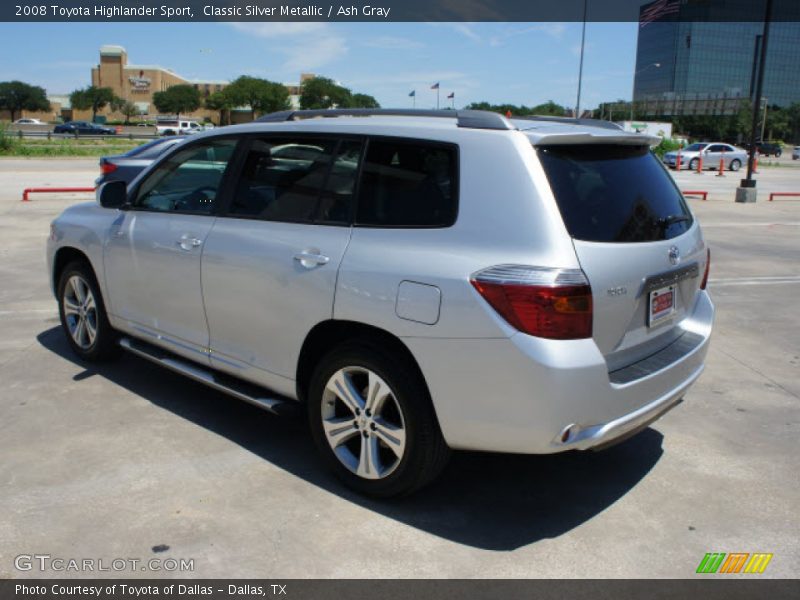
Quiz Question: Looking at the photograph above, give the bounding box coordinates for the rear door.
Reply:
[537,144,707,369]
[201,135,361,384]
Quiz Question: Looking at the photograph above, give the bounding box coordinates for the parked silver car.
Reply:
[46,110,714,497]
[663,142,747,171]
[792,146,800,160]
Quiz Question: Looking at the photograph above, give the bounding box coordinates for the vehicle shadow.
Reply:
[37,326,664,551]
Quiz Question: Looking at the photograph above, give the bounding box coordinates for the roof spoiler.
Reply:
[256,108,515,131]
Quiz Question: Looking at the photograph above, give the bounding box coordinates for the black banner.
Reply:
[2,580,800,600]
[3,0,800,23]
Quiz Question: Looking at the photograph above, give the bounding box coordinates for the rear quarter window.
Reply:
[356,139,457,228]
[537,144,693,243]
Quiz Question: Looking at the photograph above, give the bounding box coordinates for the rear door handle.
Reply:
[293,251,330,268]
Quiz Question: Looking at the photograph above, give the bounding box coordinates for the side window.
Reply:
[356,139,457,228]
[228,137,361,224]
[133,139,237,214]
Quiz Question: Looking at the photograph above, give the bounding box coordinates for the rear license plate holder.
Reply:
[648,285,675,326]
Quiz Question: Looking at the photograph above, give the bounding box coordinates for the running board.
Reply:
[118,337,297,416]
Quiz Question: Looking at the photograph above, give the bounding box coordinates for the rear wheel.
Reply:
[775,149,782,157]
[57,261,119,361]
[307,341,450,497]
[729,159,741,172]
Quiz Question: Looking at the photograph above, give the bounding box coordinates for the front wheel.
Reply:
[689,158,700,171]
[307,341,450,497]
[775,149,782,157]
[729,159,741,172]
[57,261,119,361]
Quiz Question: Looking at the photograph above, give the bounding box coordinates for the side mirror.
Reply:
[97,180,128,209]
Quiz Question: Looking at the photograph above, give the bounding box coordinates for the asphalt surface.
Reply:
[0,158,798,578]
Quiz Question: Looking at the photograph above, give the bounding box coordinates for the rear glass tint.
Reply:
[537,144,693,243]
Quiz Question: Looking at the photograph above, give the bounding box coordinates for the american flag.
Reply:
[446,92,454,99]
[640,0,680,28]
[431,82,440,90]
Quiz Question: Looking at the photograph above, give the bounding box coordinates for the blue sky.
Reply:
[0,22,639,110]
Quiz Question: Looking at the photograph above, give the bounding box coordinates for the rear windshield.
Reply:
[537,144,693,243]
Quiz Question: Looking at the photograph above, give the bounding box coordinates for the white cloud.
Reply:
[361,36,424,50]
[229,22,327,38]
[228,22,347,75]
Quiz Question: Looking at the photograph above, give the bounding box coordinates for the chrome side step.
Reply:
[119,337,296,416]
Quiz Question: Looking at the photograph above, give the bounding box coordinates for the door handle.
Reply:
[293,251,330,268]
[176,235,203,250]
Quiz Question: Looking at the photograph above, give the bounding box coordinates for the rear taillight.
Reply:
[470,265,593,340]
[100,161,117,175]
[700,248,710,290]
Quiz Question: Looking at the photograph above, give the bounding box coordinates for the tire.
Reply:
[307,340,450,497]
[57,260,119,362]
[689,158,700,171]
[729,159,741,172]
[775,149,781,157]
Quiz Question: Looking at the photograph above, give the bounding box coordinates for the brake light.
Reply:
[471,265,593,340]
[100,162,117,174]
[700,248,711,290]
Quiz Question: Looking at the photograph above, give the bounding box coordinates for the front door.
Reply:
[201,136,362,387]
[104,138,238,362]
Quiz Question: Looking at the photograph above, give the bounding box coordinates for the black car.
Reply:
[755,141,782,157]
[95,137,185,186]
[53,121,117,135]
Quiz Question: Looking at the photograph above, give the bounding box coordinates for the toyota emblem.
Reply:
[668,245,680,265]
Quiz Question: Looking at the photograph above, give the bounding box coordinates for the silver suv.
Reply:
[46,109,714,497]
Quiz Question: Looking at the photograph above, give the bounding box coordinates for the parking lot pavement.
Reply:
[0,159,798,578]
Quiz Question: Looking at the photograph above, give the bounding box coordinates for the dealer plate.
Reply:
[648,285,676,326]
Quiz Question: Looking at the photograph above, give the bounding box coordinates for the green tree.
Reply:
[205,90,234,125]
[530,100,567,116]
[349,93,380,109]
[118,100,140,125]
[70,86,115,122]
[300,76,353,109]
[225,76,290,120]
[0,80,50,122]
[152,84,202,121]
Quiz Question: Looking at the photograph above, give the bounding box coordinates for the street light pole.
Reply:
[740,0,773,199]
[575,0,587,118]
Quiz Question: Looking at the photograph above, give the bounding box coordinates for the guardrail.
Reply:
[768,192,800,202]
[22,187,95,202]
[682,190,708,200]
[11,130,159,141]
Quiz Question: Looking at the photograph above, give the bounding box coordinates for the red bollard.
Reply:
[676,151,682,171]
[694,154,704,174]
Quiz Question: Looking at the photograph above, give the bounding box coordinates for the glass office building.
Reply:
[634,0,800,112]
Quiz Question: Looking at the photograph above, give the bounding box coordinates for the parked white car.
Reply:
[14,118,44,125]
[46,109,714,497]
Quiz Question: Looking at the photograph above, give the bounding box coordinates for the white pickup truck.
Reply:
[155,119,204,136]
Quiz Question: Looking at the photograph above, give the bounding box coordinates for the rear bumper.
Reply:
[405,290,714,454]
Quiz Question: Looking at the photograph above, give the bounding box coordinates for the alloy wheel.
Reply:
[321,367,407,480]
[62,275,97,350]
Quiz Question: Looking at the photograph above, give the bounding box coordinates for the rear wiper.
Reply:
[655,214,690,229]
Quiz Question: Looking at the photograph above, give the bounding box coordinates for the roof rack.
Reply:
[256,108,514,131]
[511,115,624,131]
